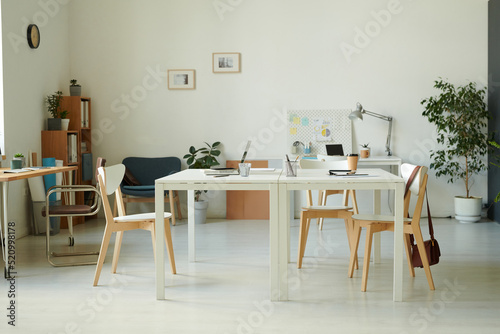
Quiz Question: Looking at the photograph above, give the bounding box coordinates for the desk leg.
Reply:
[393,182,404,302]
[1,182,8,275]
[188,190,195,262]
[372,189,381,264]
[155,184,165,300]
[268,183,280,301]
[277,184,288,301]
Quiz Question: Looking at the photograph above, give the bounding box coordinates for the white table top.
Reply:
[156,168,282,184]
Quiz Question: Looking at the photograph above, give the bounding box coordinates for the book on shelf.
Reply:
[80,100,89,127]
[67,133,78,163]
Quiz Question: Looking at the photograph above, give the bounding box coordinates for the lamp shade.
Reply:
[349,107,363,121]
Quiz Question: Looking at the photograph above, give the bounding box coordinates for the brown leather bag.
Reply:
[405,166,441,268]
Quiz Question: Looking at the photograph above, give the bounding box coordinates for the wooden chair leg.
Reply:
[297,211,308,269]
[111,231,124,274]
[361,225,374,292]
[344,217,358,270]
[301,217,313,260]
[93,226,113,286]
[413,228,435,290]
[168,192,176,226]
[404,233,415,277]
[317,190,324,228]
[163,218,176,274]
[348,220,362,278]
[174,191,182,220]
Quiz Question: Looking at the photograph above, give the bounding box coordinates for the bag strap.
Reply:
[425,188,435,241]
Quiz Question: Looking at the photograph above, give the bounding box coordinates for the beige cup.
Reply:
[347,154,359,171]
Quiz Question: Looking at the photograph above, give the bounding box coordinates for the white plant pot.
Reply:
[194,200,209,224]
[454,196,482,223]
[61,119,70,131]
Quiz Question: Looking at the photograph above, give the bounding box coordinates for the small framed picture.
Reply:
[213,52,241,73]
[168,69,196,90]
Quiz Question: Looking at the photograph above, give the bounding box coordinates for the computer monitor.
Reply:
[325,144,344,156]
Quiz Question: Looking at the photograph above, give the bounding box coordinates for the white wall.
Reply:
[2,0,70,237]
[66,0,488,218]
[1,0,488,236]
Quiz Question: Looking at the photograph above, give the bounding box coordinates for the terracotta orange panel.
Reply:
[226,160,269,219]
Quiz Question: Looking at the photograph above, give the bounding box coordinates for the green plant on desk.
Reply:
[183,141,221,201]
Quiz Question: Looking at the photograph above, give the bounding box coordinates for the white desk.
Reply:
[357,156,402,176]
[154,168,405,301]
[155,169,282,300]
[278,168,405,301]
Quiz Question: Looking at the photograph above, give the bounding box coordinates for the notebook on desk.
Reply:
[204,141,251,175]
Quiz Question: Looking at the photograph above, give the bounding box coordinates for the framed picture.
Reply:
[168,69,196,90]
[213,52,241,73]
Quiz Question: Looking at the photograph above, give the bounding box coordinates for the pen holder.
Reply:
[239,163,251,177]
[286,161,298,177]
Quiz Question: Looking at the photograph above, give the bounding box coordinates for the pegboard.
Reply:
[287,109,352,155]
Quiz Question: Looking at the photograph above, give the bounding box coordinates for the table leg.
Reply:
[155,183,165,300]
[277,184,288,301]
[188,190,195,262]
[269,183,280,301]
[372,189,381,264]
[1,182,8,273]
[393,182,404,302]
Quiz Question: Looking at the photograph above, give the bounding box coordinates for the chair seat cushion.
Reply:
[114,212,172,223]
[42,205,93,216]
[122,185,155,191]
[352,214,412,223]
[302,205,352,211]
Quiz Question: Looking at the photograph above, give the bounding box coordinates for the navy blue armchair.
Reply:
[120,157,182,225]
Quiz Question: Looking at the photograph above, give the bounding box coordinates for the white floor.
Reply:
[1,217,499,333]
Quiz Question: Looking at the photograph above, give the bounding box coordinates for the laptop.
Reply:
[205,140,252,175]
[325,144,344,156]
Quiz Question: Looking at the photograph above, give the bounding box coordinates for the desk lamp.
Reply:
[349,102,393,156]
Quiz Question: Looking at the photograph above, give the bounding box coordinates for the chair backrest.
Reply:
[98,164,127,220]
[401,163,429,221]
[401,163,428,196]
[121,157,181,186]
[300,159,348,170]
[95,157,106,184]
[316,154,347,162]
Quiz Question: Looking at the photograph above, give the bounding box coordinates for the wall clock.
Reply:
[27,24,40,49]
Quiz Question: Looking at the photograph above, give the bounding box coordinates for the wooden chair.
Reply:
[316,155,350,230]
[93,164,176,286]
[297,159,359,269]
[348,163,435,292]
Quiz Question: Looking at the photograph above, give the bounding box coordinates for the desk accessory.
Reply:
[349,102,393,156]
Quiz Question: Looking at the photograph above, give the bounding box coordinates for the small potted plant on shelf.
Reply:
[69,79,81,96]
[183,141,221,224]
[360,143,370,158]
[421,78,490,223]
[11,153,25,169]
[46,91,70,130]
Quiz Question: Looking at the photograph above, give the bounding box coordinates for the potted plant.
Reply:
[421,79,489,223]
[46,91,70,130]
[360,143,370,158]
[11,153,25,169]
[183,141,221,223]
[70,79,81,96]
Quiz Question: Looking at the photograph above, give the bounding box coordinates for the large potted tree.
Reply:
[421,79,489,223]
[183,141,221,224]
